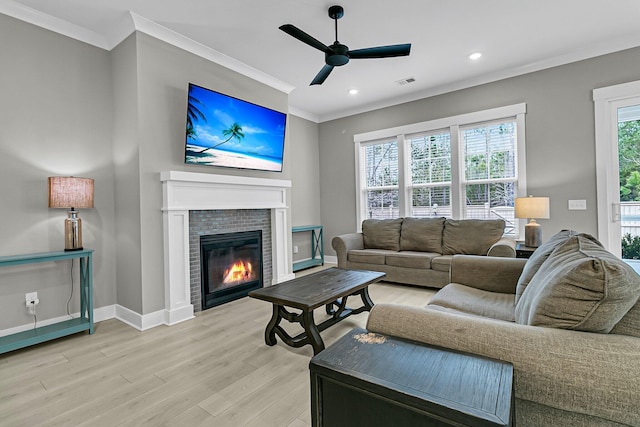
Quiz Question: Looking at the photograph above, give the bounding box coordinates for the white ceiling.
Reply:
[5,0,640,122]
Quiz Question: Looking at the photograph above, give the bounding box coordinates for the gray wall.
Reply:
[0,15,315,329]
[289,115,321,262]
[0,14,117,329]
[126,33,290,315]
[319,46,640,257]
[111,34,143,314]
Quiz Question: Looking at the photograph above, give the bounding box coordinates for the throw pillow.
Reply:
[515,235,640,333]
[515,230,579,304]
[399,217,445,253]
[362,218,403,251]
[441,219,504,255]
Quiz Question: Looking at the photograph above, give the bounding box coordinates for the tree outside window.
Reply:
[364,141,399,219]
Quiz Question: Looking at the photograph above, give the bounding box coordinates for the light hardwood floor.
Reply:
[0,267,435,426]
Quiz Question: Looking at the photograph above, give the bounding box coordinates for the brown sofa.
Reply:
[332,217,515,288]
[367,230,640,426]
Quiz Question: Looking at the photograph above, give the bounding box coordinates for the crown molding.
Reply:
[315,33,640,123]
[287,106,319,123]
[6,0,640,121]
[0,2,295,95]
[0,0,110,49]
[127,12,294,94]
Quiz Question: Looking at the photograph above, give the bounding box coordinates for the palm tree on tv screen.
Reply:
[198,122,245,153]
[186,92,206,140]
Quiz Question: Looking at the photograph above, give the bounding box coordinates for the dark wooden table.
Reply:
[310,328,514,426]
[249,268,385,355]
[516,243,536,259]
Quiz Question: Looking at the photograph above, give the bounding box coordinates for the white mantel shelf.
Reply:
[161,171,294,326]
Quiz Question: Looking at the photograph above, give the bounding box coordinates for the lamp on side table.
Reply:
[515,196,549,247]
[48,176,94,251]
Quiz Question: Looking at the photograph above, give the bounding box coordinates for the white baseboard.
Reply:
[114,305,159,331]
[95,305,116,322]
[0,304,117,338]
[0,303,193,337]
[114,304,195,331]
[324,255,338,264]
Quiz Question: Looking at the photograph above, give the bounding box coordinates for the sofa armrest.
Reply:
[487,236,516,257]
[331,233,364,268]
[449,255,526,293]
[367,304,640,426]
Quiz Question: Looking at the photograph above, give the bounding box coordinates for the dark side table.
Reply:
[310,328,514,426]
[516,243,536,259]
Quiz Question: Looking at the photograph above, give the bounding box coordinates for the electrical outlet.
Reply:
[293,245,299,254]
[25,292,39,308]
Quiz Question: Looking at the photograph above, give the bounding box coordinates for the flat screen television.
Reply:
[184,83,287,172]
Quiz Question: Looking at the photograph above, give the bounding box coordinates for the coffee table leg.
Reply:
[325,298,344,315]
[302,310,325,355]
[360,287,374,311]
[265,304,282,346]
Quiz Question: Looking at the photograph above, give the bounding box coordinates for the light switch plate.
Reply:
[568,199,587,210]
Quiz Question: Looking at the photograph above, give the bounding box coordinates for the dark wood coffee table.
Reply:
[310,328,514,426]
[248,268,385,355]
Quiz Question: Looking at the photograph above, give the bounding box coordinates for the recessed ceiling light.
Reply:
[469,52,482,60]
[348,89,359,95]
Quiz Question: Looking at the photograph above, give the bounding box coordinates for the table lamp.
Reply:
[48,177,94,251]
[515,196,550,247]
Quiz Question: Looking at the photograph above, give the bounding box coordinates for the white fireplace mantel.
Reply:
[161,170,294,325]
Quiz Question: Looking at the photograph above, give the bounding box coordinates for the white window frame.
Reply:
[354,103,527,232]
[403,128,453,217]
[357,138,402,219]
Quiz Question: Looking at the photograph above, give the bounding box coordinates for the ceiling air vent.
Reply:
[396,77,416,86]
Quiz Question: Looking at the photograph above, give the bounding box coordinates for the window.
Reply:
[462,120,518,234]
[363,140,399,219]
[354,104,526,236]
[409,131,452,217]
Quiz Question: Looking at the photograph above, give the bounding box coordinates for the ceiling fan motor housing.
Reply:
[327,43,349,66]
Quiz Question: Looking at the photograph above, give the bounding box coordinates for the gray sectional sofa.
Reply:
[367,230,640,426]
[332,217,516,288]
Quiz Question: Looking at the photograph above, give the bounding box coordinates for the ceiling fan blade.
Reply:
[279,24,330,53]
[348,43,411,59]
[310,64,334,85]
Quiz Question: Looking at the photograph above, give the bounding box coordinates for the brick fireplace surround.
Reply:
[161,171,294,325]
[189,209,272,312]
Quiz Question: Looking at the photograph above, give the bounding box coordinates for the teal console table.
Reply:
[292,225,324,272]
[0,249,94,354]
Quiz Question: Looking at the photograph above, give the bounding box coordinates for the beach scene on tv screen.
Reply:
[185,84,286,172]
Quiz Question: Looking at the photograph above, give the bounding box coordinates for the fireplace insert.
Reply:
[200,230,263,309]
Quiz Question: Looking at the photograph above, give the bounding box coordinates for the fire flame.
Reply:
[223,260,253,284]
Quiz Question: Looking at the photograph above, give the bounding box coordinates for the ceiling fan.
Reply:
[280,5,412,86]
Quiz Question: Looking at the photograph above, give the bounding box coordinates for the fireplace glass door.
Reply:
[200,230,263,309]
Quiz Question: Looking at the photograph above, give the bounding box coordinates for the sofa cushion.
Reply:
[399,217,445,253]
[431,255,453,272]
[428,283,516,322]
[515,230,602,304]
[515,236,640,333]
[610,300,640,338]
[442,219,505,255]
[347,249,390,265]
[362,218,403,251]
[385,251,439,269]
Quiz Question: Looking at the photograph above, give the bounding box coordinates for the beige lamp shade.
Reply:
[514,196,550,219]
[48,177,94,209]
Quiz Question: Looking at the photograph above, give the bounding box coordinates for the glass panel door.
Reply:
[618,104,640,260]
